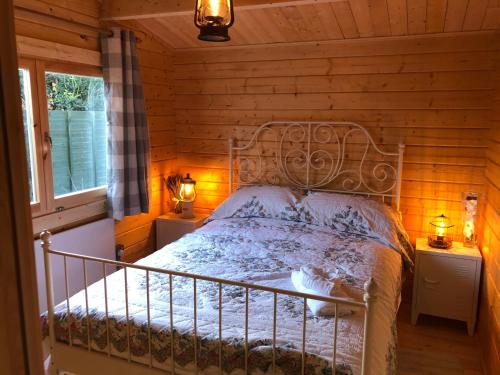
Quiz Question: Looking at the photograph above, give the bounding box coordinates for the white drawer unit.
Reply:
[411,238,482,335]
[156,213,208,250]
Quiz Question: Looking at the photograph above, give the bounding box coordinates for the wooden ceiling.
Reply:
[101,0,500,49]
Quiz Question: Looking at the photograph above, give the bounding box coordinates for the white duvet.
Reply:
[49,217,404,375]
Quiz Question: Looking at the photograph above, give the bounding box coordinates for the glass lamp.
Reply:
[462,192,478,247]
[428,214,454,249]
[194,0,234,42]
[179,173,197,218]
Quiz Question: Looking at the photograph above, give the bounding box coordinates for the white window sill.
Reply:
[32,198,108,236]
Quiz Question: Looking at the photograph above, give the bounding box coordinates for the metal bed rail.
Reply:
[41,230,377,375]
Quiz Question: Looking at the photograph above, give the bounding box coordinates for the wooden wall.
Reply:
[174,32,499,242]
[478,61,500,375]
[14,1,176,262]
[14,0,102,51]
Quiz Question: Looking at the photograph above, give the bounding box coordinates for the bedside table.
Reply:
[156,213,208,250]
[411,238,482,335]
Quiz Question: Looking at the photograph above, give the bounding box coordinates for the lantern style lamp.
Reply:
[428,214,454,249]
[194,0,234,42]
[179,173,197,219]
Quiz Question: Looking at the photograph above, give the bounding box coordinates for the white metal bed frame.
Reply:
[42,121,405,375]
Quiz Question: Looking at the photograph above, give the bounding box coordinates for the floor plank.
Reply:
[397,303,484,374]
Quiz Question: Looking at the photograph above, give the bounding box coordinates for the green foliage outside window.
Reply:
[45,72,105,111]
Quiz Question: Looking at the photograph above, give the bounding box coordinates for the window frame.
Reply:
[18,58,46,216]
[18,57,107,223]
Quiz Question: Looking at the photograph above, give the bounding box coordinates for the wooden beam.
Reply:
[100,0,345,21]
[16,35,101,66]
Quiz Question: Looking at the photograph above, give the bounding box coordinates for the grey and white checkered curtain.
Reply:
[101,28,150,220]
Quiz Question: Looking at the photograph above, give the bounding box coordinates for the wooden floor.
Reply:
[397,303,484,375]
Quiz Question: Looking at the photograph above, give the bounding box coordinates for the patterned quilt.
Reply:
[46,217,404,375]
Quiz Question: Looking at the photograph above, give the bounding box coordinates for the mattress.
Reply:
[46,217,403,375]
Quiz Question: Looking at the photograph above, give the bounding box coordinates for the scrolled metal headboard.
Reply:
[228,121,405,210]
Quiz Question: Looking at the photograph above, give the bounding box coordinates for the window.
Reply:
[45,71,106,197]
[18,59,107,223]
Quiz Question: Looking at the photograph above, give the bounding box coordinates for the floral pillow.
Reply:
[208,185,302,221]
[300,192,414,268]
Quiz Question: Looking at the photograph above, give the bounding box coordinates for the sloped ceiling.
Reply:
[101,0,500,49]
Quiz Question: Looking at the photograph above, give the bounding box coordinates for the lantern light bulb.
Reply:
[207,0,220,16]
[437,221,446,236]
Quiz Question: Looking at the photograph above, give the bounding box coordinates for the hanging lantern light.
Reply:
[194,0,234,42]
[428,214,454,249]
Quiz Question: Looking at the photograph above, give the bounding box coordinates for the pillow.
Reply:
[300,191,414,268]
[208,185,302,221]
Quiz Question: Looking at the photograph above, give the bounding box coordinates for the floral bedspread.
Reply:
[47,217,403,375]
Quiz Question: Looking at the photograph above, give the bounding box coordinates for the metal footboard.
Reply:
[41,230,377,375]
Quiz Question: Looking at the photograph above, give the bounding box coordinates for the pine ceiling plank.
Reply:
[137,18,176,49]
[155,17,201,49]
[407,0,427,34]
[307,3,344,40]
[349,0,375,36]
[101,0,347,20]
[279,5,317,41]
[426,0,447,33]
[482,7,500,29]
[368,0,392,36]
[232,10,270,45]
[222,23,248,46]
[331,1,360,38]
[463,0,489,30]
[444,0,469,32]
[250,9,289,43]
[267,7,304,42]
[386,0,408,35]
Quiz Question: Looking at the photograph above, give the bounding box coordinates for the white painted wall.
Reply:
[34,218,115,312]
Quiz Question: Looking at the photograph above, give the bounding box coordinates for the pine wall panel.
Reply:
[174,32,499,243]
[478,62,500,375]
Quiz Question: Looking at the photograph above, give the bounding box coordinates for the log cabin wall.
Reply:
[479,62,500,374]
[174,32,499,243]
[13,0,176,262]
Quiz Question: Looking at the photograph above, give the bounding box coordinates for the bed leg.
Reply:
[41,231,57,374]
[361,277,377,375]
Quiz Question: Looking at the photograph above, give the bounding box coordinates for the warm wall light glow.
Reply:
[194,0,234,42]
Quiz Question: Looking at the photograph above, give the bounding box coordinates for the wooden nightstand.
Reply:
[156,213,208,250]
[411,238,482,335]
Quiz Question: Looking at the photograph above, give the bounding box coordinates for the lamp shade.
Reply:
[428,214,454,249]
[194,0,234,42]
[179,173,196,203]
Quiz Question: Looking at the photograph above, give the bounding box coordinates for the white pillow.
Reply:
[208,185,302,221]
[301,191,414,267]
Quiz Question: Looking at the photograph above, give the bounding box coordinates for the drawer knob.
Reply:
[423,277,439,284]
